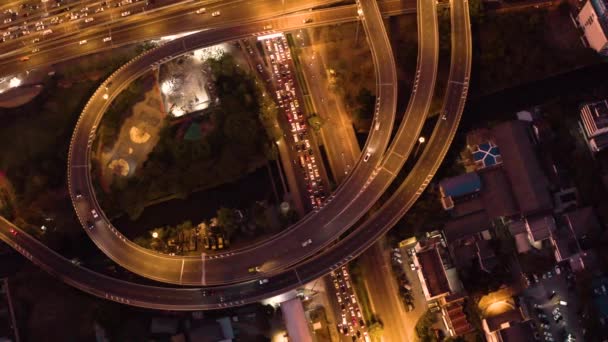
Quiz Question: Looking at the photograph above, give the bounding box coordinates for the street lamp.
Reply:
[152,231,159,239]
[414,136,426,157]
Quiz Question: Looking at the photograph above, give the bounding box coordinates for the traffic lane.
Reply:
[66,4,396,285]
[361,242,411,342]
[0,0,470,308]
[0,0,346,71]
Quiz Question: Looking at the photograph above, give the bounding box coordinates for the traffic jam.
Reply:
[330,266,369,341]
[1,0,146,51]
[261,34,327,209]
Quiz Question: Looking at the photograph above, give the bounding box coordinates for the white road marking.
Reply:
[179,259,185,284]
[201,253,206,285]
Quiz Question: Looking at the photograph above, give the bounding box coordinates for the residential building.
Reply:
[413,234,462,301]
[441,294,475,337]
[482,307,534,342]
[550,207,602,272]
[578,0,608,55]
[579,99,608,152]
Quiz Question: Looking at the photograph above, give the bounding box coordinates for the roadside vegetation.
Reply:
[0,48,140,248]
[97,54,278,220]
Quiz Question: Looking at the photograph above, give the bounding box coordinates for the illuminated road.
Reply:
[67,0,400,286]
[0,0,471,310]
[0,0,416,76]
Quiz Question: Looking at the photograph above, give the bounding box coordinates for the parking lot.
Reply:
[521,265,582,341]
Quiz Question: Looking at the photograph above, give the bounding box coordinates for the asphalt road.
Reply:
[0,0,470,310]
[0,0,418,76]
[66,0,400,286]
[297,30,361,184]
[361,242,412,342]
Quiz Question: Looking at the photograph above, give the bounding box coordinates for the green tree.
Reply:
[217,207,239,239]
[355,88,376,122]
[368,321,384,340]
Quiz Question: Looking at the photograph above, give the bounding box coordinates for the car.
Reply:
[9,228,17,236]
[248,266,261,273]
[75,192,83,199]
[121,11,130,17]
[84,17,94,23]
[302,238,312,247]
[263,24,272,30]
[42,29,53,36]
[79,39,87,45]
[31,47,39,53]
[195,7,206,14]
[102,36,112,42]
[363,152,371,162]
[87,221,95,230]
[211,11,220,17]
[259,278,269,285]
[555,265,562,275]
[303,18,313,23]
[91,209,99,219]
[20,56,30,62]
[32,38,40,43]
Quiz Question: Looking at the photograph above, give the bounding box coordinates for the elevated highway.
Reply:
[0,0,471,310]
[68,0,400,286]
[0,0,417,77]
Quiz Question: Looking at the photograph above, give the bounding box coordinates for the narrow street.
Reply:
[360,240,427,342]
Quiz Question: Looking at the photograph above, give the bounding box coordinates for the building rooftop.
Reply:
[492,121,552,215]
[444,211,491,243]
[498,321,535,342]
[564,206,601,240]
[439,172,482,199]
[525,214,555,242]
[472,141,502,169]
[417,247,451,299]
[479,168,519,218]
[484,309,524,333]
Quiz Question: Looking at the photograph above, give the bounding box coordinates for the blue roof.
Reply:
[439,172,482,198]
[591,0,608,36]
[472,142,501,168]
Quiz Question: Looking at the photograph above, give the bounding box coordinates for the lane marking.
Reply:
[179,259,185,284]
[201,253,206,286]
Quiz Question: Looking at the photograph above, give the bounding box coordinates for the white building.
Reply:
[578,0,608,55]
[580,99,608,152]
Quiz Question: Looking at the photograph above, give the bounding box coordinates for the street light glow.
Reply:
[418,136,426,144]
[152,232,159,239]
[9,77,21,88]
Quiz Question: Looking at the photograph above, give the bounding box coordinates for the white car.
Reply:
[263,24,272,30]
[195,7,206,14]
[31,48,39,53]
[211,11,220,17]
[102,37,112,42]
[79,39,87,45]
[121,11,130,17]
[91,209,99,219]
[84,17,94,23]
[363,152,371,162]
[301,239,312,247]
[259,278,269,285]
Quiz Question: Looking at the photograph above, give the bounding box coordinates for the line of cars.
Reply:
[329,266,369,341]
[193,7,220,17]
[391,247,416,311]
[3,0,144,51]
[262,35,327,209]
